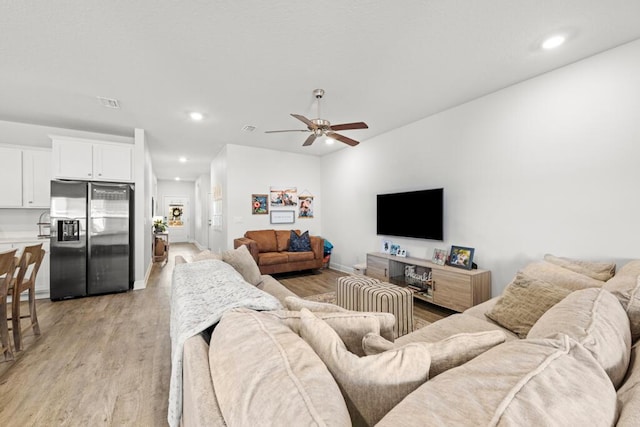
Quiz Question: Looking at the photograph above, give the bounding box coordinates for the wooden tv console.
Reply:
[365,252,491,312]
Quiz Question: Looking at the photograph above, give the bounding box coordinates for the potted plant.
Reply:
[153,216,167,233]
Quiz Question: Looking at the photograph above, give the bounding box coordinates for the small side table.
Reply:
[153,232,169,263]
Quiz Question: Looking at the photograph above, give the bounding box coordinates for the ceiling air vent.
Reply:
[241,125,256,132]
[97,96,120,109]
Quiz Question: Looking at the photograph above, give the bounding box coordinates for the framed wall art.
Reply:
[298,195,314,218]
[448,245,475,270]
[251,194,268,215]
[270,186,298,207]
[270,210,295,224]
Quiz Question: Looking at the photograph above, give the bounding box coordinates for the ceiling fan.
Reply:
[265,89,368,147]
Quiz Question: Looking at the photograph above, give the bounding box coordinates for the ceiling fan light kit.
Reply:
[265,89,368,147]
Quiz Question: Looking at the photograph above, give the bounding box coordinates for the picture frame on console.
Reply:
[390,244,400,256]
[381,240,392,254]
[448,245,475,270]
[432,248,447,265]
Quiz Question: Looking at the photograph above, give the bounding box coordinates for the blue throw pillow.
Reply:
[289,230,311,252]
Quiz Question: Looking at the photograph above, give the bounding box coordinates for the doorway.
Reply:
[163,196,190,243]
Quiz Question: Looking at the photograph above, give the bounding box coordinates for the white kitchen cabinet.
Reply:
[0,147,23,207]
[0,147,52,208]
[51,135,133,182]
[23,149,52,208]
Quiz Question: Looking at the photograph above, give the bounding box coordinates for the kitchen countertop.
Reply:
[0,234,50,244]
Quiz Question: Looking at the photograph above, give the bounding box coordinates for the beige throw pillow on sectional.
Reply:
[522,261,605,291]
[486,272,571,338]
[362,330,506,378]
[604,260,640,341]
[298,308,431,427]
[221,244,262,286]
[283,295,348,313]
[529,287,631,388]
[376,335,618,427]
[190,249,222,263]
[544,253,616,281]
[209,309,351,426]
[263,309,395,356]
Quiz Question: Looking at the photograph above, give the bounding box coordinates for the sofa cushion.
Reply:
[256,275,297,304]
[298,308,431,427]
[377,335,618,427]
[617,342,640,426]
[222,244,263,286]
[257,252,288,266]
[394,313,519,346]
[275,229,292,252]
[263,309,394,356]
[522,260,605,291]
[485,272,571,338]
[245,229,278,253]
[209,309,351,426]
[604,260,640,341]
[362,330,506,377]
[543,253,616,281]
[286,251,315,262]
[528,287,631,388]
[289,230,311,252]
[190,249,222,262]
[283,295,348,313]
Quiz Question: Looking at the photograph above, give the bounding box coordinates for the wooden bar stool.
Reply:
[9,243,43,352]
[0,248,18,361]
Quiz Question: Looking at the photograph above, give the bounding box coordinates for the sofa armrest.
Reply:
[309,236,324,260]
[182,335,225,426]
[234,237,259,262]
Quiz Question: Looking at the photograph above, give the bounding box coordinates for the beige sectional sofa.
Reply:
[175,252,640,427]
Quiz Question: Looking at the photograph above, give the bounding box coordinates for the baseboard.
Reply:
[134,262,153,290]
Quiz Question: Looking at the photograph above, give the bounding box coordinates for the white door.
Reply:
[164,196,190,243]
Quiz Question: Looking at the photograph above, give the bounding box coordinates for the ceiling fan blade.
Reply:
[291,114,316,129]
[329,122,368,131]
[303,133,317,146]
[328,132,359,147]
[265,129,309,133]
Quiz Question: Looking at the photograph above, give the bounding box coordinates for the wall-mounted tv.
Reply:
[376,188,443,240]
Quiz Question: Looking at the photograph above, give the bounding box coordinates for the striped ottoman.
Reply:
[336,276,415,337]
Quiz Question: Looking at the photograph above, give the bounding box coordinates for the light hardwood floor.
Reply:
[0,242,453,426]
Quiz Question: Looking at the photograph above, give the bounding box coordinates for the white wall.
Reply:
[210,144,323,252]
[156,179,196,242]
[322,38,640,296]
[194,173,211,249]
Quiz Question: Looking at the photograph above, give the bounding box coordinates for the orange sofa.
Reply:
[233,229,324,275]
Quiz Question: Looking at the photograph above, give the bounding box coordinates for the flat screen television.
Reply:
[376,188,443,240]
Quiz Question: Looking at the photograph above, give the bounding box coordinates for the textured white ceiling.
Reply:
[1,1,640,180]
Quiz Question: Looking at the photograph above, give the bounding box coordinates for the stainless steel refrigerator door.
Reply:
[87,182,130,295]
[50,180,87,300]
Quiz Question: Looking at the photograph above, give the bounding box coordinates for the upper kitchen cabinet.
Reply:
[51,135,133,182]
[23,149,52,207]
[0,146,51,208]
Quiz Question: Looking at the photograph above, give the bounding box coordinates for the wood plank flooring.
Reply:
[0,243,453,426]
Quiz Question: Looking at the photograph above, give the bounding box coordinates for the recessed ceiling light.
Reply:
[542,35,566,50]
[326,137,335,145]
[189,111,203,121]
[179,156,187,163]
[175,177,181,181]
[242,125,256,132]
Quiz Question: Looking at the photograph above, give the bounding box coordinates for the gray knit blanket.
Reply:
[167,259,283,427]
